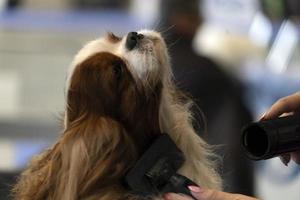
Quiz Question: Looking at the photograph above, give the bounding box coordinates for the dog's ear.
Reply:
[13,117,137,200]
[56,117,138,199]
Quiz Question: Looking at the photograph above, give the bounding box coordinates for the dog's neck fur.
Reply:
[159,77,222,190]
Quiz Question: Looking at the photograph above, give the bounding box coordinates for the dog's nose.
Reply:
[126,32,144,50]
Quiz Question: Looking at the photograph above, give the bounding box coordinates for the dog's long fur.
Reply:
[13,30,222,200]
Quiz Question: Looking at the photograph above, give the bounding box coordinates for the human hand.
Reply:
[163,186,259,200]
[261,92,300,165]
[262,92,300,120]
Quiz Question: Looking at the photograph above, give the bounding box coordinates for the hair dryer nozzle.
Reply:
[242,115,300,160]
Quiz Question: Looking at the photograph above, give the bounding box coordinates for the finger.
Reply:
[189,188,258,200]
[264,93,300,119]
[279,154,291,166]
[163,193,193,200]
[291,151,300,164]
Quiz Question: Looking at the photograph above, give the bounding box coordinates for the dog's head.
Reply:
[57,31,173,198]
[67,30,170,91]
[60,30,174,198]
[65,30,170,153]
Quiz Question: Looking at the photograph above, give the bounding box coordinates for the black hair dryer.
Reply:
[241,115,300,160]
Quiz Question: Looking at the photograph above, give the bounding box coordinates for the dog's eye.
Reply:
[113,63,123,81]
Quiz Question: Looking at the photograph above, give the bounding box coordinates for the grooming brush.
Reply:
[125,134,198,199]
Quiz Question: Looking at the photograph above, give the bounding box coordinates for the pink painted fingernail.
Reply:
[188,185,202,193]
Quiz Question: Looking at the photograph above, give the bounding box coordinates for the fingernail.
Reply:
[259,112,267,121]
[188,185,202,193]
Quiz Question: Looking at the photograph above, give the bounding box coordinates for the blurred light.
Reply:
[248,12,272,48]
[129,0,160,27]
[0,139,49,171]
[0,0,6,11]
[266,20,299,74]
[0,140,15,171]
[256,159,300,200]
[201,0,260,34]
[0,72,20,119]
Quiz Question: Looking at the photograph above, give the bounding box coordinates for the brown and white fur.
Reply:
[13,30,222,200]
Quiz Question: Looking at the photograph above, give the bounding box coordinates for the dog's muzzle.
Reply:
[126,32,144,51]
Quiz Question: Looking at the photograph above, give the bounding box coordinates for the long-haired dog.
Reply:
[13,30,221,200]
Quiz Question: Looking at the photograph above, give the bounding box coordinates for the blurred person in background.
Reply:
[2,0,21,9]
[158,0,254,195]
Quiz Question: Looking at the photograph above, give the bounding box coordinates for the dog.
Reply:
[13,30,221,200]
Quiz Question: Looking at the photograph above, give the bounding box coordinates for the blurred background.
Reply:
[1,0,300,199]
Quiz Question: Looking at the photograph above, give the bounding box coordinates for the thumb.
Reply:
[188,186,258,200]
